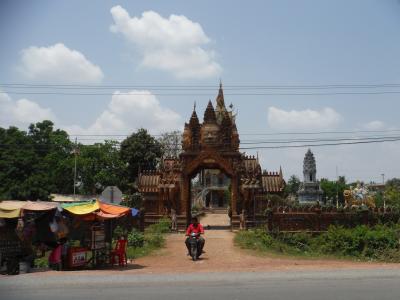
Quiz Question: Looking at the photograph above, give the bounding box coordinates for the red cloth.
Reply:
[48,245,62,264]
[186,223,204,236]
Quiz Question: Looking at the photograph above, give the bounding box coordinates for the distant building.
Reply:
[297,149,323,204]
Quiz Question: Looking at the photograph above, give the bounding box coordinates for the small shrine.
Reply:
[138,83,285,229]
[297,149,323,204]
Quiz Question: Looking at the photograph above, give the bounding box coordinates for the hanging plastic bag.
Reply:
[49,219,58,233]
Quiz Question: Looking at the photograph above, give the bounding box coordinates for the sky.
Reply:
[1,0,400,183]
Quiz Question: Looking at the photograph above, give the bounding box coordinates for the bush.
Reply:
[125,218,170,259]
[235,224,400,262]
[316,224,400,258]
[146,217,171,234]
[127,229,145,248]
[113,225,127,240]
[278,232,312,252]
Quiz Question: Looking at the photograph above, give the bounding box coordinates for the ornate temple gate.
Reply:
[138,84,286,230]
[180,150,241,226]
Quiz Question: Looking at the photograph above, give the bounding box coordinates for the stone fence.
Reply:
[259,206,400,232]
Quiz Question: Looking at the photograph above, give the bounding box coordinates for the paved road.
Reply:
[2,269,400,300]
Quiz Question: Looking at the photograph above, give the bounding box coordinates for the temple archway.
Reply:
[180,150,241,226]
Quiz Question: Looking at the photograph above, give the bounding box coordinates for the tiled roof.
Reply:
[262,172,285,193]
[138,172,160,193]
[243,157,259,172]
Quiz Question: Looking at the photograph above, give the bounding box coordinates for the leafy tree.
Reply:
[158,130,182,159]
[0,121,74,200]
[120,129,162,191]
[0,126,38,200]
[384,178,400,208]
[76,141,126,194]
[284,175,301,196]
[320,176,347,204]
[28,120,74,195]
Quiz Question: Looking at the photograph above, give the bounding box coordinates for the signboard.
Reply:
[91,226,105,250]
[68,247,87,268]
[100,186,122,204]
[71,251,86,267]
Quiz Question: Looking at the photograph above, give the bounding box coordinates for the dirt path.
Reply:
[131,229,400,274]
[23,214,400,277]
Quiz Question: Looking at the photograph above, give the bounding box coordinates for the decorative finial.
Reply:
[219,78,222,89]
[193,101,196,111]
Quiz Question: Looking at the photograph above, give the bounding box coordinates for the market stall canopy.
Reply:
[51,194,97,203]
[22,201,60,211]
[0,201,26,218]
[98,201,130,217]
[62,201,100,215]
[62,200,130,220]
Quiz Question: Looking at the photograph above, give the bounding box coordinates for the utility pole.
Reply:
[382,173,385,211]
[73,137,78,198]
[336,166,339,208]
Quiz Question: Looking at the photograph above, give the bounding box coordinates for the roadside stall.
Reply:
[0,200,60,274]
[0,201,26,274]
[61,200,130,269]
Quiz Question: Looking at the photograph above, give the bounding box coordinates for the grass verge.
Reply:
[234,224,400,262]
[126,217,171,259]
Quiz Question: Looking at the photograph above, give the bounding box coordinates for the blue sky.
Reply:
[1,0,400,182]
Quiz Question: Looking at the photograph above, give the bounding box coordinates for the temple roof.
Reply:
[203,100,217,123]
[243,156,260,172]
[215,82,228,125]
[138,172,160,193]
[216,82,225,111]
[189,107,200,127]
[261,172,285,193]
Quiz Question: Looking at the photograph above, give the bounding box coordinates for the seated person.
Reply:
[185,217,205,256]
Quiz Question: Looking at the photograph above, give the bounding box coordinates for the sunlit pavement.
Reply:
[1,269,400,300]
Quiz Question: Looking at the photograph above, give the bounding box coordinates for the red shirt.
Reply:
[186,223,204,236]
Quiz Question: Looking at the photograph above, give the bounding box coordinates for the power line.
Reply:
[240,137,400,149]
[2,82,400,89]
[3,90,400,96]
[69,135,400,144]
[1,136,400,149]
[66,129,400,138]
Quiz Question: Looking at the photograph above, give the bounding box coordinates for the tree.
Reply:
[320,176,347,205]
[284,175,301,196]
[158,130,182,159]
[28,120,74,195]
[76,141,126,194]
[120,129,162,191]
[0,121,73,200]
[0,126,37,200]
[384,178,400,208]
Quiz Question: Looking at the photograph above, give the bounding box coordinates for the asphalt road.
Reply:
[1,269,400,300]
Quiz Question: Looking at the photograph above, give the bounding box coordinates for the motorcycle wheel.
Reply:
[191,243,197,261]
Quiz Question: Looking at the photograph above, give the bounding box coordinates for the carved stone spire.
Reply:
[216,81,225,109]
[203,100,217,123]
[189,106,199,127]
[215,82,227,125]
[303,149,317,182]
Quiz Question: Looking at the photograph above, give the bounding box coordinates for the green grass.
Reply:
[234,225,400,262]
[126,217,171,259]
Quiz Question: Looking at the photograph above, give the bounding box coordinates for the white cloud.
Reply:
[267,106,341,130]
[0,91,55,128]
[110,6,221,79]
[66,90,182,135]
[18,43,104,83]
[363,120,385,130]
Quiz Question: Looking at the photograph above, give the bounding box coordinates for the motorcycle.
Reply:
[188,232,201,261]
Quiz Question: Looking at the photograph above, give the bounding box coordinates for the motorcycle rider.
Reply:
[185,216,205,256]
